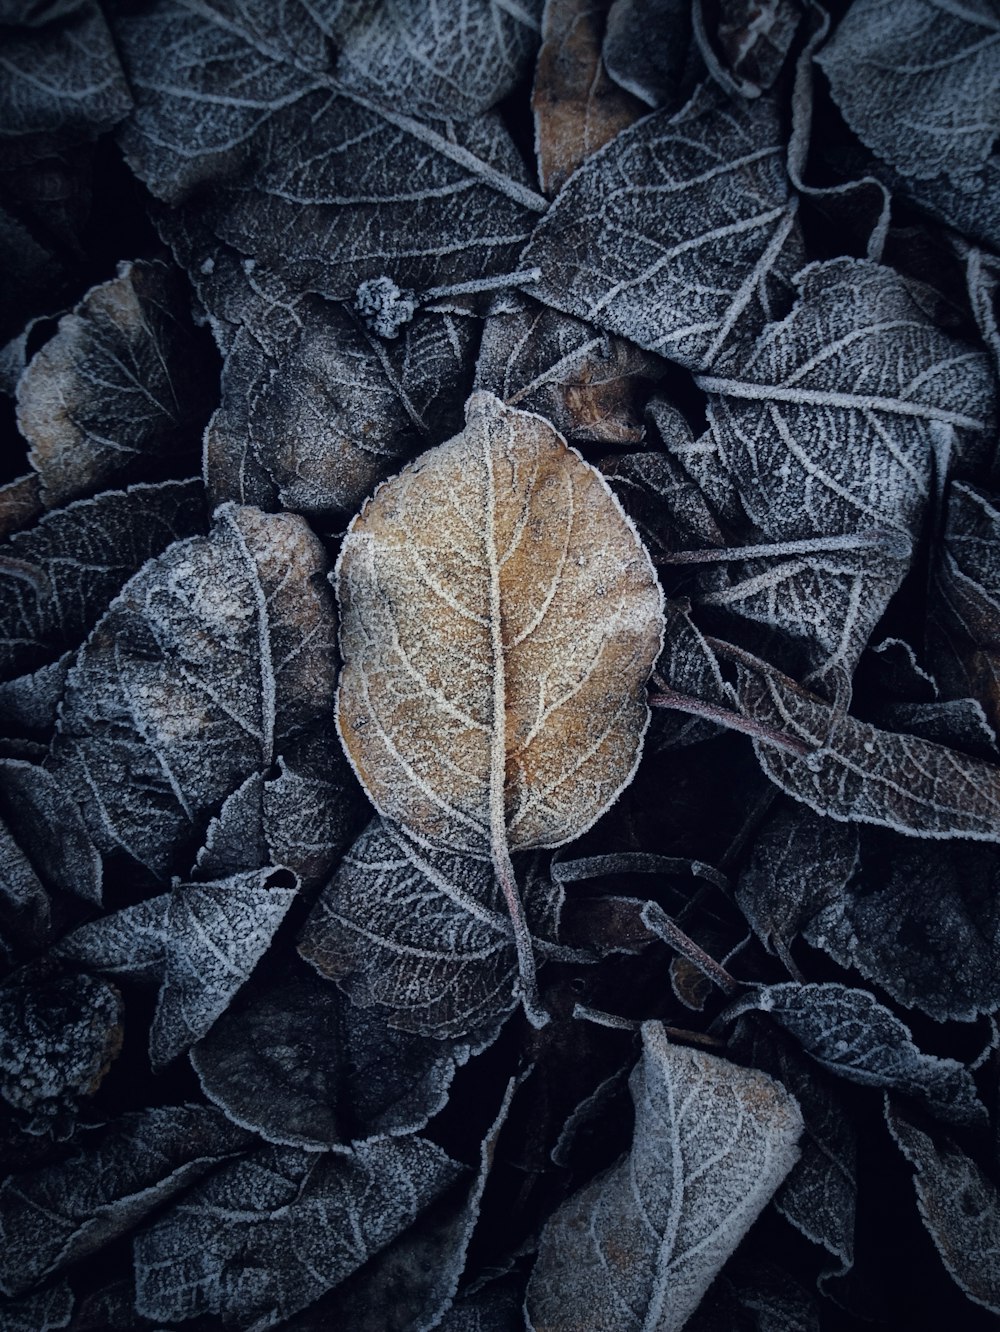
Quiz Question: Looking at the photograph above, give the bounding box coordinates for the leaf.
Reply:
[298,816,561,1040]
[0,1284,73,1332]
[0,820,49,963]
[693,0,801,98]
[0,1105,253,1297]
[525,1022,803,1332]
[58,868,297,1069]
[15,261,213,509]
[132,1137,465,1329]
[520,83,804,369]
[190,960,478,1148]
[532,0,644,197]
[436,1280,525,1331]
[0,759,101,904]
[737,663,1000,842]
[333,0,543,120]
[0,653,71,734]
[0,479,206,681]
[602,0,692,109]
[725,982,984,1126]
[206,294,475,518]
[47,503,348,878]
[474,296,660,444]
[886,1098,1000,1315]
[0,2,131,166]
[336,390,663,859]
[0,971,122,1131]
[0,475,43,543]
[670,259,995,678]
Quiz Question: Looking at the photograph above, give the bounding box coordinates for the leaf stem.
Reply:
[641,902,740,996]
[655,529,910,565]
[648,681,812,757]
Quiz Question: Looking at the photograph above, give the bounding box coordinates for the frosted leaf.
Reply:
[0,2,131,166]
[206,295,475,518]
[335,391,664,860]
[525,1022,803,1332]
[0,202,66,346]
[532,0,644,197]
[648,601,736,749]
[15,261,213,508]
[435,1280,524,1331]
[602,0,692,109]
[0,1105,252,1297]
[0,654,70,734]
[693,0,801,98]
[0,972,121,1131]
[191,960,478,1148]
[684,1259,821,1332]
[333,0,543,120]
[474,297,660,444]
[0,479,205,681]
[58,867,297,1069]
[0,820,49,962]
[47,504,346,878]
[886,1099,1000,1314]
[0,759,100,904]
[737,664,1000,842]
[299,817,560,1040]
[132,1136,464,1329]
[0,476,42,542]
[0,1284,72,1332]
[520,83,804,369]
[725,982,984,1126]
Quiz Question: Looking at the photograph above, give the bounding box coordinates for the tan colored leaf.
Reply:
[335,390,663,1018]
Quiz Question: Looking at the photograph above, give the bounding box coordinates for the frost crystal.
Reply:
[354,276,417,339]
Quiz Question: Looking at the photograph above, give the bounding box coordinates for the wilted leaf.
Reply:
[475,296,660,443]
[886,1098,1000,1314]
[0,971,121,1130]
[0,1104,252,1297]
[737,663,1000,842]
[299,817,561,1040]
[58,867,297,1069]
[533,0,644,197]
[48,503,347,877]
[0,479,205,681]
[16,261,213,508]
[132,1136,464,1329]
[725,982,984,1125]
[191,961,477,1148]
[521,83,803,369]
[0,760,101,904]
[525,1022,802,1331]
[602,0,692,108]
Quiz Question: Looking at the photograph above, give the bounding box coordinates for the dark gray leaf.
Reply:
[298,816,561,1041]
[649,601,735,748]
[191,962,475,1149]
[48,503,343,877]
[474,296,659,443]
[0,1283,73,1332]
[0,653,71,734]
[334,0,542,120]
[0,2,131,166]
[694,0,800,97]
[0,479,206,681]
[737,664,1000,841]
[0,475,43,542]
[0,1104,252,1297]
[206,294,475,517]
[521,83,804,369]
[725,982,984,1125]
[602,0,692,108]
[875,698,996,755]
[0,202,66,346]
[0,972,121,1130]
[15,261,213,508]
[886,1098,1000,1314]
[685,1259,821,1332]
[132,1137,464,1329]
[525,1022,803,1332]
[0,760,101,904]
[58,868,297,1069]
[436,1280,524,1331]
[0,820,49,961]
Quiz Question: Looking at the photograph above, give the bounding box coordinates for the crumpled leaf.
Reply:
[334,0,543,120]
[0,760,101,905]
[15,260,213,509]
[299,817,561,1040]
[525,1022,803,1332]
[725,982,984,1125]
[520,83,804,369]
[737,663,1000,842]
[0,1104,253,1298]
[206,292,475,517]
[48,503,349,877]
[0,971,121,1130]
[58,867,297,1069]
[191,960,478,1148]
[336,390,664,862]
[132,1136,464,1329]
[532,0,644,197]
[670,259,995,679]
[0,2,131,167]
[602,0,692,109]
[693,0,801,98]
[886,1098,1000,1315]
[0,479,205,681]
[474,296,660,444]
[817,0,1000,247]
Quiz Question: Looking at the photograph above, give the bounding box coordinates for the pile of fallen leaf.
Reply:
[2,1,1000,1329]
